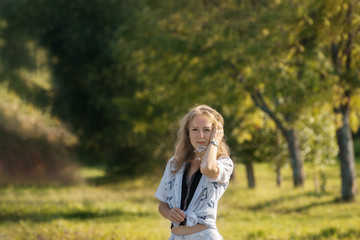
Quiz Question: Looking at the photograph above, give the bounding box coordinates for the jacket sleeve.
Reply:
[208,157,234,184]
[154,159,172,202]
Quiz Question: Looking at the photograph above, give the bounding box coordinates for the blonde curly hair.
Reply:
[171,104,230,173]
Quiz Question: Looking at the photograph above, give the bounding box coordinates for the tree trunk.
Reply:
[285,128,305,187]
[275,130,282,187]
[335,97,357,201]
[235,73,306,188]
[329,1,357,202]
[245,161,256,188]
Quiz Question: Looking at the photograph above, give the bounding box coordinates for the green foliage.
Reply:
[133,0,343,170]
[0,0,358,180]
[232,113,288,165]
[0,0,174,175]
[228,104,338,169]
[298,105,338,166]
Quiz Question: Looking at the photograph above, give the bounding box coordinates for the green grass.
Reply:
[0,163,359,240]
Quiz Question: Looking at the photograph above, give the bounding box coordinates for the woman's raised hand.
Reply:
[210,124,223,143]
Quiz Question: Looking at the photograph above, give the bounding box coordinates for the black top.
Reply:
[179,162,202,226]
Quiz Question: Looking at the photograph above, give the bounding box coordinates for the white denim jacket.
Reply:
[155,156,234,230]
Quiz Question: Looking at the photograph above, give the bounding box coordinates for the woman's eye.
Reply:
[205,129,211,132]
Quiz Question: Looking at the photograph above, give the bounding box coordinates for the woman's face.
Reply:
[189,115,213,151]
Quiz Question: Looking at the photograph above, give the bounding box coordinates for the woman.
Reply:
[155,104,234,239]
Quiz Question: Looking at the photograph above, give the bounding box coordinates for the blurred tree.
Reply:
[281,0,359,200]
[264,0,359,198]
[223,0,358,193]
[0,0,168,176]
[1,0,356,189]
[125,0,344,189]
[326,0,359,201]
[218,0,317,187]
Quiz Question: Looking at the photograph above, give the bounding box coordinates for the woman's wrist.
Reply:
[209,140,219,148]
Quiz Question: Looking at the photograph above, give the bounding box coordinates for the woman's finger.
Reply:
[210,125,217,139]
[215,128,223,141]
[172,214,184,223]
[170,208,185,222]
[174,208,185,218]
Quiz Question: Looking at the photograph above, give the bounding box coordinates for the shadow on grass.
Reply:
[245,227,360,240]
[290,199,336,213]
[85,173,158,187]
[86,175,125,185]
[0,206,152,223]
[304,227,360,240]
[246,191,337,213]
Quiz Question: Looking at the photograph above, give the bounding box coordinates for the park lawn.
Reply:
[0,162,359,240]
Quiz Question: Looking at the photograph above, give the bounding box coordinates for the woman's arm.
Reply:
[158,201,185,223]
[200,125,223,179]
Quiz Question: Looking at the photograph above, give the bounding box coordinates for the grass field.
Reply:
[0,162,359,240]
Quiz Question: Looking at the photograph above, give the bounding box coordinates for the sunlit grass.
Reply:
[0,163,359,240]
[218,163,360,240]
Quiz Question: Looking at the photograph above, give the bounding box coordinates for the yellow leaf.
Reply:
[236,131,252,143]
[335,113,342,129]
[350,111,359,132]
[243,66,252,78]
[133,121,147,134]
[262,28,270,37]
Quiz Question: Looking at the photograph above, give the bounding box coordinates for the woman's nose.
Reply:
[199,130,204,138]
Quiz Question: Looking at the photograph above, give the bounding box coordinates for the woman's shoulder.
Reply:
[168,156,176,166]
[166,156,181,172]
[167,156,187,174]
